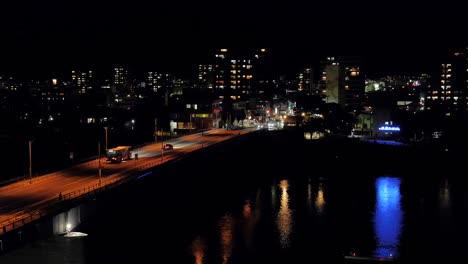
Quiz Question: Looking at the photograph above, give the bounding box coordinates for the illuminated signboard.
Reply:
[378,126,401,132]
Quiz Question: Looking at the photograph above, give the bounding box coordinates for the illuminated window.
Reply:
[220,49,228,52]
[261,48,266,52]
[186,104,191,109]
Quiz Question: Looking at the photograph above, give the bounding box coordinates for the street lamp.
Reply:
[29,140,33,184]
[160,129,165,163]
[104,126,108,150]
[98,141,102,185]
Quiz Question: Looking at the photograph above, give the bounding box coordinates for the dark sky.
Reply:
[1,2,467,79]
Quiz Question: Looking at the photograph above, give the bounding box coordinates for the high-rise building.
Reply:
[426,51,468,113]
[198,64,214,89]
[297,68,314,93]
[146,72,174,95]
[212,48,267,97]
[71,70,94,94]
[113,66,129,93]
[319,56,364,110]
[325,65,345,105]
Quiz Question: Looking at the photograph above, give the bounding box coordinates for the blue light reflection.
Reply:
[373,177,402,258]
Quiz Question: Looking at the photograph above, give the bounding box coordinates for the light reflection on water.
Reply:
[307,180,313,211]
[191,236,206,264]
[373,177,403,258]
[276,179,293,248]
[439,178,451,209]
[315,182,326,215]
[3,174,461,263]
[218,214,233,264]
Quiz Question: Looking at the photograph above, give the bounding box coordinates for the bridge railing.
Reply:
[0,170,137,236]
[0,129,255,236]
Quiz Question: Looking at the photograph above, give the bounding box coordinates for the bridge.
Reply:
[0,128,254,236]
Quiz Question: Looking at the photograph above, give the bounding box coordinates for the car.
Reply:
[162,143,173,150]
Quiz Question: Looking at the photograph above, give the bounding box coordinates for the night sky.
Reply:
[1,2,467,79]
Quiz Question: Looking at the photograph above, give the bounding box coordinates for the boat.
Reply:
[344,253,396,263]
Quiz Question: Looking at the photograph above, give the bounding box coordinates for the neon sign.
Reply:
[378,126,401,132]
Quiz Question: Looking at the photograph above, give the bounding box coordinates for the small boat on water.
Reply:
[344,253,396,263]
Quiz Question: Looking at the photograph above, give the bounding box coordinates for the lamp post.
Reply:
[161,129,164,163]
[104,127,108,150]
[29,140,32,184]
[154,118,158,143]
[98,141,102,185]
[190,114,192,134]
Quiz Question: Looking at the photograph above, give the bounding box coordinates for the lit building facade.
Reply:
[146,72,174,94]
[113,66,129,93]
[297,68,314,93]
[71,70,94,94]
[426,51,468,113]
[198,64,214,89]
[212,48,267,97]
